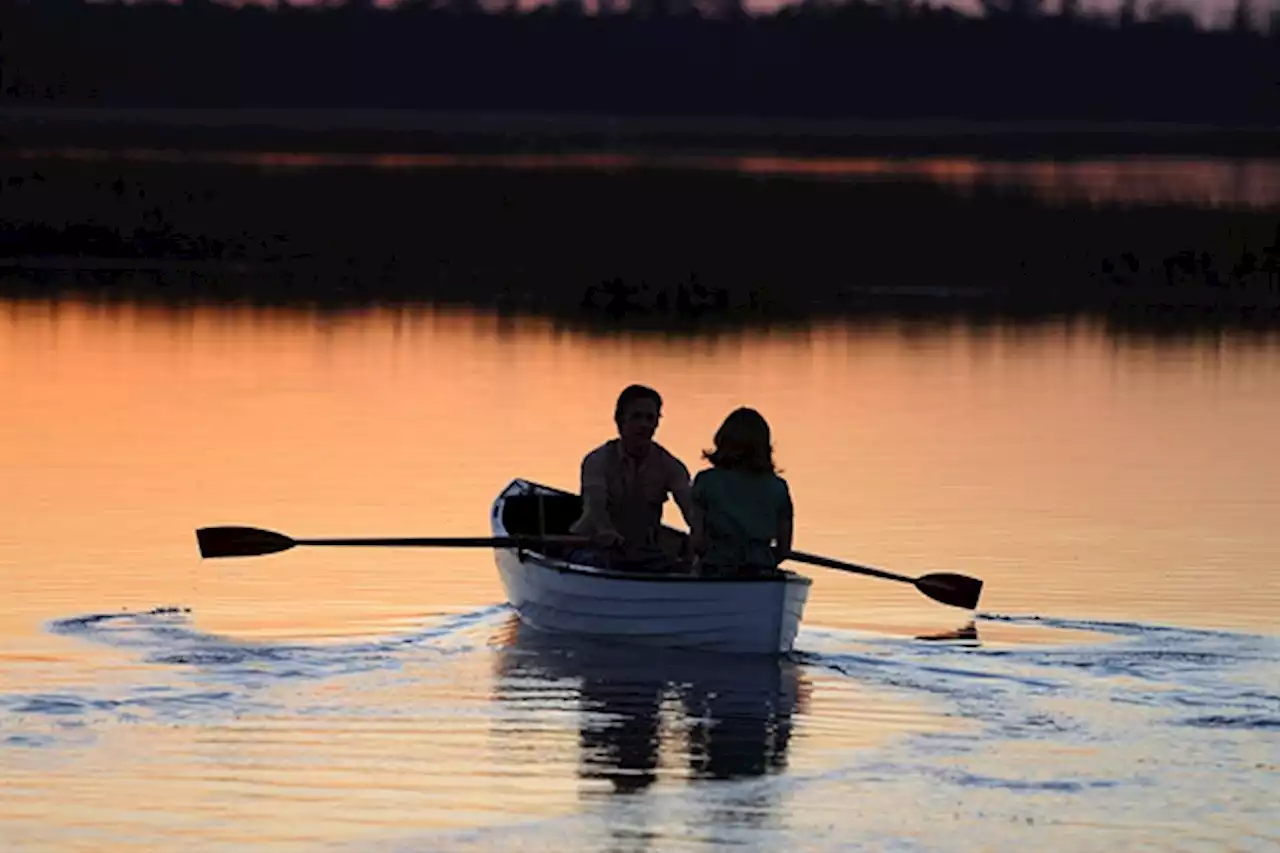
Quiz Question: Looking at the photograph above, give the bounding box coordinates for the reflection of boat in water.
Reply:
[490,615,811,794]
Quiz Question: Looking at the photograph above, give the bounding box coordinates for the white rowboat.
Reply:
[490,478,812,655]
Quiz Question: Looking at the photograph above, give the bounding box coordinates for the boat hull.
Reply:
[491,479,811,655]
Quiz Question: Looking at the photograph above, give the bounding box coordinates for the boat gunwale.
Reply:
[511,549,814,586]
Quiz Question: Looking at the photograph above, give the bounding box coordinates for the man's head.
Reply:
[614,384,663,455]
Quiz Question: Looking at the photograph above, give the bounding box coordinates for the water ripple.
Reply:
[2,607,1277,852]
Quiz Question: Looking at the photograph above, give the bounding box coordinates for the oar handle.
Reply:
[784,549,915,584]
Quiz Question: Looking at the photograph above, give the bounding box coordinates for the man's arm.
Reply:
[687,473,707,558]
[669,458,697,533]
[570,449,622,544]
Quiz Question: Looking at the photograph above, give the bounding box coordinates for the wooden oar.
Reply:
[784,549,984,611]
[195,526,983,610]
[196,525,588,560]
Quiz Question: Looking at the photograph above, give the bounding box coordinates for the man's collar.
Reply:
[613,438,654,462]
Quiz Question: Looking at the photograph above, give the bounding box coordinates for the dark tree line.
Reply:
[2,0,1277,124]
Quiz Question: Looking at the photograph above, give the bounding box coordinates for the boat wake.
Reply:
[1,604,511,745]
[6,606,1276,742]
[802,612,1279,737]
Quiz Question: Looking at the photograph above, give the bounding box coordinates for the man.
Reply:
[569,384,696,570]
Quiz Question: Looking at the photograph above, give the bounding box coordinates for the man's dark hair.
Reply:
[614,384,663,427]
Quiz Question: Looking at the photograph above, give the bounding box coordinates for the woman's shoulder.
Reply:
[696,466,787,487]
[699,467,787,489]
[693,466,722,486]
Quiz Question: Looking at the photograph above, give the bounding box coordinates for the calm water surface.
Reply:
[9,148,1280,209]
[1,300,1277,852]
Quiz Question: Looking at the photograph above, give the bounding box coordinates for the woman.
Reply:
[689,407,794,578]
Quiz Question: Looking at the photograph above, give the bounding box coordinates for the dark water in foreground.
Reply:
[1,300,1278,851]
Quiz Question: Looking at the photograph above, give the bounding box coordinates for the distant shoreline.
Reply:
[4,120,1277,330]
[4,257,1278,328]
[5,107,1280,157]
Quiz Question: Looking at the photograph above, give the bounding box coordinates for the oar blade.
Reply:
[197,526,296,559]
[915,572,984,610]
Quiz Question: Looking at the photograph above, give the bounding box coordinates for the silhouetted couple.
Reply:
[568,384,794,577]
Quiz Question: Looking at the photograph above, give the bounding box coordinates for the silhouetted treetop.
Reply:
[2,0,1278,124]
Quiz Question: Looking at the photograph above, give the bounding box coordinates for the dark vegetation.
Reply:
[1,0,1277,330]
[1,158,1277,329]
[1,0,1278,126]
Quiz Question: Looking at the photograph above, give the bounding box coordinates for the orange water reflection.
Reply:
[11,147,1280,209]
[2,298,1278,642]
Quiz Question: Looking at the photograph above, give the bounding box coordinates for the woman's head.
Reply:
[704,407,777,474]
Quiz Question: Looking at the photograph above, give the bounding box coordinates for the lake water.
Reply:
[8,147,1280,210]
[1,299,1278,852]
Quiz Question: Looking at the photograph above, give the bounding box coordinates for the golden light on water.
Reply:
[3,299,1278,642]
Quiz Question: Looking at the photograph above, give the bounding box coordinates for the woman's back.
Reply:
[692,467,791,571]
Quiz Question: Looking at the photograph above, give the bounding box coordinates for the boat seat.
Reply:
[502,490,690,563]
[502,493,585,538]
